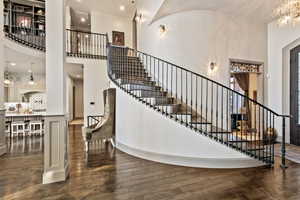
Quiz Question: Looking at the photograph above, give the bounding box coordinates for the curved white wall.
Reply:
[114,83,264,168]
[137,10,267,89]
[4,38,45,59]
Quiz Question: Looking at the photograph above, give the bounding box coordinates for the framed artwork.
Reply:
[112,31,125,46]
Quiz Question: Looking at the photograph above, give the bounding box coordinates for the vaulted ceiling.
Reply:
[152,0,281,24]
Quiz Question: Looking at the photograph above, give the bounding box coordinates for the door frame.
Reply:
[290,45,300,145]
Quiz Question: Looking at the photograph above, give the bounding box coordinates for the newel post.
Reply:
[281,117,287,169]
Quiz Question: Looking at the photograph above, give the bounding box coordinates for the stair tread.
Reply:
[247,148,265,151]
[171,112,192,116]
[155,104,181,109]
[228,140,251,143]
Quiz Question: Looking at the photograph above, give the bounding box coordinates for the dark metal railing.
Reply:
[4,25,45,51]
[66,29,107,59]
[3,27,108,58]
[87,115,104,128]
[107,44,291,167]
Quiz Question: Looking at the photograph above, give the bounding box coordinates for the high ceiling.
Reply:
[4,47,83,80]
[152,0,281,24]
[68,0,136,18]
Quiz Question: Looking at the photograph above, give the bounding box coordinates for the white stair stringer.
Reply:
[112,82,265,169]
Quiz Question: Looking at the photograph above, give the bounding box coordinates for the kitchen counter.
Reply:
[5,112,46,117]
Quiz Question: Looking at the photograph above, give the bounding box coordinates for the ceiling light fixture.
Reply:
[81,17,86,22]
[275,0,300,26]
[28,72,35,85]
[10,62,16,66]
[120,5,125,11]
[28,63,35,85]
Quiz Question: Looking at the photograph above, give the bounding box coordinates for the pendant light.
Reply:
[28,72,35,85]
[28,63,35,85]
[4,71,11,85]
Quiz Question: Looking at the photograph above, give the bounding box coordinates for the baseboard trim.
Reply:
[116,142,265,169]
[42,164,69,184]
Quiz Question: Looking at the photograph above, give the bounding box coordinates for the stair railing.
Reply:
[107,44,291,167]
[66,29,108,59]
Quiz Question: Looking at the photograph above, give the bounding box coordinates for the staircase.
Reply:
[107,45,289,167]
[4,25,289,167]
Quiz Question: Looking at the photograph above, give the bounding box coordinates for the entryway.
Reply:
[290,45,300,146]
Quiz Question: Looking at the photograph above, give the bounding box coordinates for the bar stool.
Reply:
[30,120,43,136]
[5,120,11,138]
[11,121,26,137]
[24,118,31,137]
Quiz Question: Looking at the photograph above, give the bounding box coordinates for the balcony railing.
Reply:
[4,25,46,51]
[3,27,108,59]
[66,29,107,59]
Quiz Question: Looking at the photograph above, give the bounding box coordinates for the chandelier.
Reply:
[275,0,300,25]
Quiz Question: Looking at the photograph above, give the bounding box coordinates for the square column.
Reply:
[0,0,6,156]
[43,0,69,184]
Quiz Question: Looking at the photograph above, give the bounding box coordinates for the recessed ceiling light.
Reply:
[76,74,81,78]
[81,17,86,22]
[10,62,16,66]
[28,69,32,73]
[120,5,125,11]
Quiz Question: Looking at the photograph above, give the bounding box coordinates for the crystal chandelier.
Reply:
[275,0,300,25]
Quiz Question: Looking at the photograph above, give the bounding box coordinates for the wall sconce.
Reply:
[159,25,167,37]
[208,62,218,74]
[135,13,143,22]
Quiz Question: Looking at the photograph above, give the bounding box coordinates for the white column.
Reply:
[43,0,69,184]
[0,0,6,156]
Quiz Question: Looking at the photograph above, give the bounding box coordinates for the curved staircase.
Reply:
[107,45,289,167]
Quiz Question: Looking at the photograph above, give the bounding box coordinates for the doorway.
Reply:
[290,45,300,145]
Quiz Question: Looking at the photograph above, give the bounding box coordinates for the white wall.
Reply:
[114,83,264,168]
[137,10,267,88]
[66,58,109,126]
[91,12,132,47]
[268,21,300,142]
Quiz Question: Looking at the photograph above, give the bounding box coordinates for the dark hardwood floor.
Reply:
[1,125,300,200]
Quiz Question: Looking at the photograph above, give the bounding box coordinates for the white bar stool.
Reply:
[30,121,43,136]
[11,121,26,137]
[5,122,11,137]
